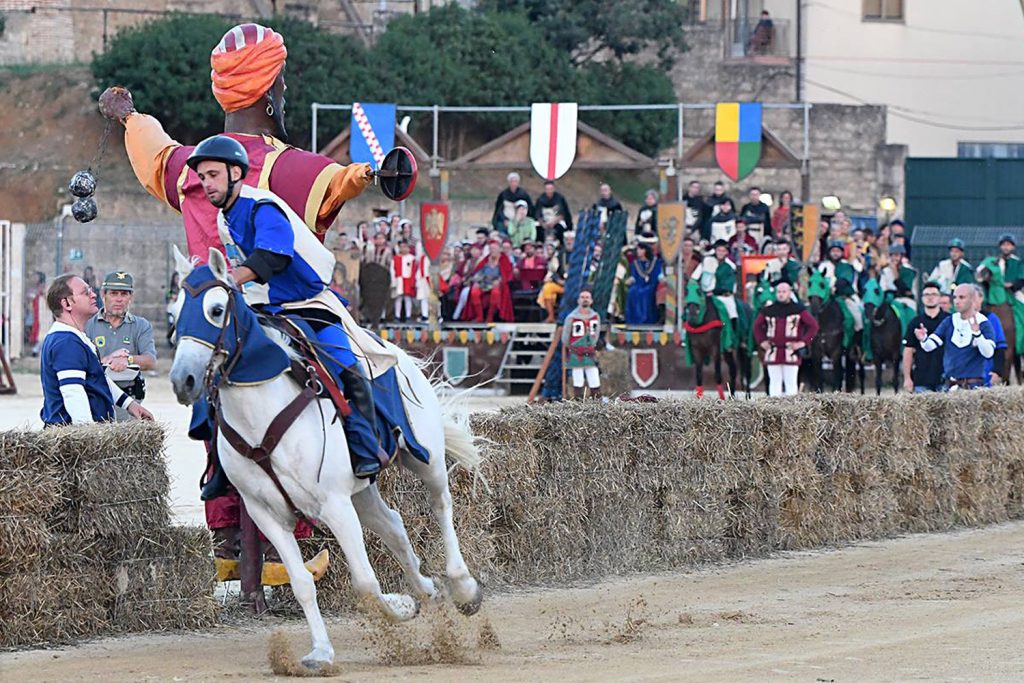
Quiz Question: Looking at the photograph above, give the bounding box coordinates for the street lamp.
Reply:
[879,196,897,226]
[760,193,774,207]
[821,195,841,212]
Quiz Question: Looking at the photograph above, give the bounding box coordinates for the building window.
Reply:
[863,0,903,21]
[958,142,1024,159]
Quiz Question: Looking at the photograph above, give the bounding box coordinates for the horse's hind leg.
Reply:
[319,495,419,622]
[353,484,438,600]
[713,352,726,399]
[243,503,334,668]
[724,351,738,397]
[875,360,883,396]
[402,454,482,615]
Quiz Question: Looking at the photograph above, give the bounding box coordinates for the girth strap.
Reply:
[217,385,317,519]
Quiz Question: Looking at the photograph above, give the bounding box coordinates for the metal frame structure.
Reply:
[311,101,812,200]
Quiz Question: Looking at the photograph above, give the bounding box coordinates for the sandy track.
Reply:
[3,521,1024,682]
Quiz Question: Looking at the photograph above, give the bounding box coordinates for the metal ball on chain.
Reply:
[68,170,97,198]
[71,196,98,223]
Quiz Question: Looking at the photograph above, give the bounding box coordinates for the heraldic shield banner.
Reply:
[714,102,762,182]
[530,102,578,181]
[350,102,396,167]
[420,203,449,261]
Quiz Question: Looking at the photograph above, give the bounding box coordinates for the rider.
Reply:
[993,233,1024,296]
[929,238,973,295]
[761,238,802,289]
[187,135,386,480]
[879,244,919,315]
[817,239,863,334]
[692,239,739,326]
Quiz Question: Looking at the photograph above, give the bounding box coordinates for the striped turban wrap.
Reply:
[210,23,288,113]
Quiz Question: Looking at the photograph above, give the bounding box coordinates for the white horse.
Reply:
[168,247,482,669]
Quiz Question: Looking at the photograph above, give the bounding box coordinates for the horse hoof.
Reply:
[301,646,334,670]
[455,584,483,617]
[381,593,419,622]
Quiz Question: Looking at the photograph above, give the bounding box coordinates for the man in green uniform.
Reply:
[693,240,738,322]
[817,240,863,333]
[84,270,157,420]
[880,244,919,325]
[929,238,974,294]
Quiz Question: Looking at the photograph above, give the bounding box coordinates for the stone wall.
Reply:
[0,0,423,65]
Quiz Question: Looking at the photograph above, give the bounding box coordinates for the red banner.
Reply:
[420,202,449,262]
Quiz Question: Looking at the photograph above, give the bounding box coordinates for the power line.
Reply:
[809,63,1024,81]
[804,78,1024,131]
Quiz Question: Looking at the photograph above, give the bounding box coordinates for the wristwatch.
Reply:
[127,354,135,365]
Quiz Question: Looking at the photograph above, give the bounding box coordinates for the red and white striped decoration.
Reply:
[529,102,578,181]
[352,102,386,167]
[213,24,270,54]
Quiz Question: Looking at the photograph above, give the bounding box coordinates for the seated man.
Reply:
[691,239,739,324]
[880,243,919,331]
[187,135,385,479]
[538,231,575,323]
[515,241,548,290]
[465,245,513,323]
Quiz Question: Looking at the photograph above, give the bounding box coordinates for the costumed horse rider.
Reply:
[189,135,388,485]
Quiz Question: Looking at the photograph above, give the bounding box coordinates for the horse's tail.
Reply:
[401,347,488,482]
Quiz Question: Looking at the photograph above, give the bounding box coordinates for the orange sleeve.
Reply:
[317,162,373,225]
[124,113,181,205]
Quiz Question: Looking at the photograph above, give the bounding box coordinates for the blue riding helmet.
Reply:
[999,233,1016,246]
[948,238,965,250]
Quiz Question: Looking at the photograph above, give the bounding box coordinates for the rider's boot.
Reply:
[201,448,230,501]
[339,366,387,479]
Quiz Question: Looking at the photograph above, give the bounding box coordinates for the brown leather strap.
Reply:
[217,385,317,518]
[273,316,352,418]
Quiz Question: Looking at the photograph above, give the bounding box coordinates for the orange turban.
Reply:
[210,24,287,113]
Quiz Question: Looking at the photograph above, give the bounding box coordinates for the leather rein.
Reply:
[182,277,320,519]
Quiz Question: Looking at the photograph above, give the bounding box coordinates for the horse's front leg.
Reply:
[892,355,901,394]
[401,454,482,615]
[243,502,334,669]
[319,496,419,622]
[875,359,883,396]
[353,485,438,601]
[694,357,704,398]
[714,351,725,399]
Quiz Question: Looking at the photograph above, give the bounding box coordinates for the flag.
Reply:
[715,102,762,181]
[350,102,396,167]
[529,102,578,180]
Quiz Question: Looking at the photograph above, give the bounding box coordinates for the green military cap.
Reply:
[102,270,134,291]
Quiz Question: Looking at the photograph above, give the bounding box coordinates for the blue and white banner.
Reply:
[350,102,396,167]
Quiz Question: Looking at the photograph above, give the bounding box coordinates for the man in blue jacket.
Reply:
[40,274,153,425]
[916,284,996,390]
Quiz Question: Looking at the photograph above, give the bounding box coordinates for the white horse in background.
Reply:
[168,247,482,670]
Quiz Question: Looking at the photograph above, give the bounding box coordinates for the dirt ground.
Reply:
[5,374,1024,681]
[0,521,1022,682]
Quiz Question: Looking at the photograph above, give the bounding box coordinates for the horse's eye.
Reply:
[211,304,225,317]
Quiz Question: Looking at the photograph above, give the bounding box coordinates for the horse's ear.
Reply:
[173,244,193,279]
[209,248,230,284]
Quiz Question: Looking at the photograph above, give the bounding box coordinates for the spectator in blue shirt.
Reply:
[916,284,996,390]
[40,274,153,425]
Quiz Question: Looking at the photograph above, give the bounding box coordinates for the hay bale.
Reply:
[39,423,171,538]
[0,535,109,648]
[0,467,60,573]
[109,526,219,633]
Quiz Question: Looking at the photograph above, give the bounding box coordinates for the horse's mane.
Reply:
[257,320,303,361]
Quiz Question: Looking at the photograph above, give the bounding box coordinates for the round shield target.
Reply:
[376,146,418,202]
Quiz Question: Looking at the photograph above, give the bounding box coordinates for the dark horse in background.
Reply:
[806,270,863,393]
[862,278,903,395]
[683,281,751,399]
[975,258,1022,384]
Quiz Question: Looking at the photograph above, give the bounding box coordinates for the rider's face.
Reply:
[196,161,239,206]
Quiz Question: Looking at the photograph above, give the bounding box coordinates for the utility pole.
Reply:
[795,0,803,102]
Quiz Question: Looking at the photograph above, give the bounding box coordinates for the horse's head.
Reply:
[683,279,706,322]
[806,269,829,310]
[753,281,776,311]
[169,247,245,405]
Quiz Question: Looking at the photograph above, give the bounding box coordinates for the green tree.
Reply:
[370,4,580,157]
[574,61,677,156]
[92,14,374,148]
[91,14,235,143]
[478,0,689,67]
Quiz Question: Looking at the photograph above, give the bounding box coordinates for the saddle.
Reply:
[262,314,352,422]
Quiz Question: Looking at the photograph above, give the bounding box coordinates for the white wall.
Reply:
[802,0,1024,157]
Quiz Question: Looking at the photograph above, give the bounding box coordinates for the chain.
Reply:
[87,119,114,178]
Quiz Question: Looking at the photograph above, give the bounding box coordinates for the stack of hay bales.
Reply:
[0,423,217,648]
[299,389,1024,610]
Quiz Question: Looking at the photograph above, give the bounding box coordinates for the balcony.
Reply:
[725,17,792,65]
